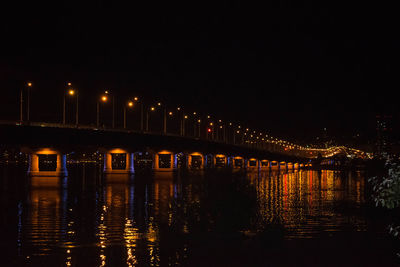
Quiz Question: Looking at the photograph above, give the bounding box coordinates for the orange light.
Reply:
[68,89,75,95]
[67,82,72,86]
[27,82,32,87]
[128,101,134,107]
[134,97,138,101]
[169,112,173,116]
[101,96,107,102]
[151,107,155,111]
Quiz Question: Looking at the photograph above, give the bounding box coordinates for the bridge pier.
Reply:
[246,158,259,172]
[187,152,204,169]
[280,161,288,171]
[270,161,279,171]
[229,156,244,169]
[287,162,294,171]
[260,160,270,171]
[27,148,68,177]
[293,162,300,170]
[154,150,177,172]
[103,149,134,174]
[214,154,227,168]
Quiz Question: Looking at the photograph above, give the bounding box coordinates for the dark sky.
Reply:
[1,0,398,143]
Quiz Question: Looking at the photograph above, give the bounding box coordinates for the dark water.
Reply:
[1,165,399,266]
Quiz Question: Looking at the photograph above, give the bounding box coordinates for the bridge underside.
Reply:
[0,124,307,164]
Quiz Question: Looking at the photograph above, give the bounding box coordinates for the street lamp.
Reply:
[197,119,201,137]
[20,82,33,122]
[182,114,188,136]
[97,93,108,128]
[26,82,32,121]
[209,122,215,140]
[146,106,156,132]
[132,97,144,131]
[105,91,115,128]
[176,107,185,136]
[63,83,79,125]
[123,100,134,129]
[192,112,199,137]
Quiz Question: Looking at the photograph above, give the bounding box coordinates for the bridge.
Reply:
[0,120,366,177]
[1,82,368,176]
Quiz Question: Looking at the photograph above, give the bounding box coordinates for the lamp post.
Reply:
[209,122,215,140]
[20,84,25,122]
[192,112,198,137]
[26,82,32,121]
[104,91,115,128]
[132,97,143,131]
[123,101,134,129]
[97,93,108,128]
[221,125,226,142]
[205,115,211,140]
[146,106,156,132]
[177,107,184,136]
[233,129,239,145]
[20,82,33,122]
[63,83,78,125]
[183,114,188,136]
[167,110,174,134]
[216,119,223,141]
[197,119,201,138]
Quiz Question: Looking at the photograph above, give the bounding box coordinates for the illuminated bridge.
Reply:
[0,82,367,176]
[0,120,366,177]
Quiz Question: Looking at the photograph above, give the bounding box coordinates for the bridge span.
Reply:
[0,121,326,176]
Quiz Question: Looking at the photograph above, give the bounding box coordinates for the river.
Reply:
[0,164,398,266]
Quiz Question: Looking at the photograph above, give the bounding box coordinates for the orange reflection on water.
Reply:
[25,177,67,257]
[250,169,367,239]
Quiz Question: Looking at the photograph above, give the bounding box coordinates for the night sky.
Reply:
[1,1,398,144]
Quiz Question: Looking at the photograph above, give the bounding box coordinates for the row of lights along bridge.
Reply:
[18,81,360,157]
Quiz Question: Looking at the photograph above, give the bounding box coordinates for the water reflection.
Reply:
[21,177,68,263]
[1,166,391,266]
[254,170,367,239]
